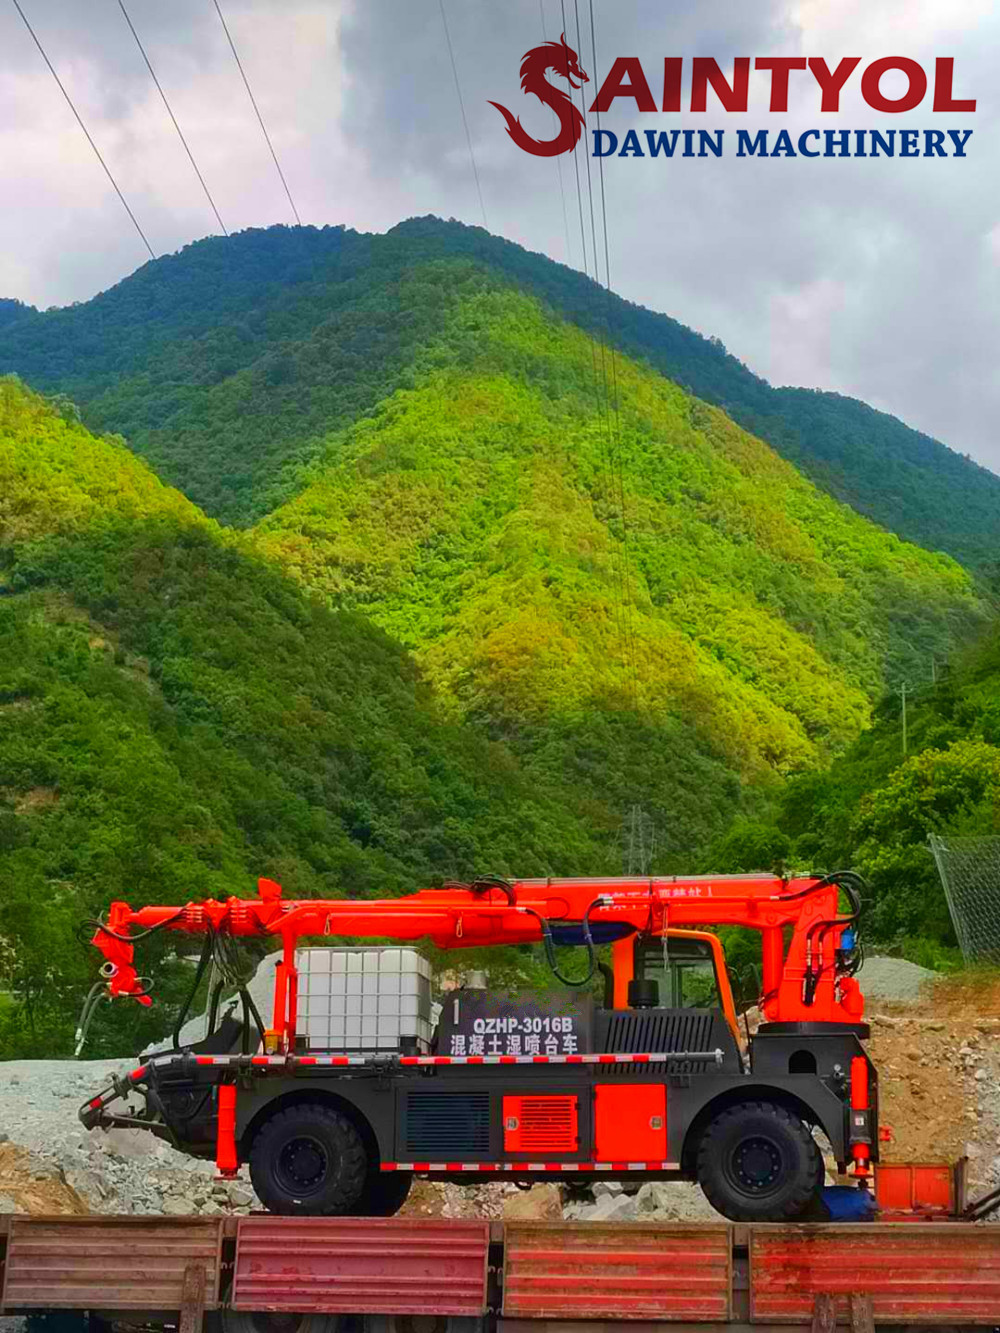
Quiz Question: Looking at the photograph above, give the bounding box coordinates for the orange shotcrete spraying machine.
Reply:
[79,871,877,1220]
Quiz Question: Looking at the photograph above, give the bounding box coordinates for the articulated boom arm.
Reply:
[91,872,863,1045]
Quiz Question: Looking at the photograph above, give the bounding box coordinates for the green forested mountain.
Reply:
[0,218,998,567]
[0,299,35,331]
[1,213,997,1056]
[249,281,988,848]
[0,379,606,1056]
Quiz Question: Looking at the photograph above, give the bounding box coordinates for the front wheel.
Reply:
[696,1101,822,1221]
[249,1103,367,1216]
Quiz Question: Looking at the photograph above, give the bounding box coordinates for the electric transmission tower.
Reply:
[624,804,658,876]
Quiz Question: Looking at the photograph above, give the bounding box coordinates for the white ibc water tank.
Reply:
[144,945,436,1055]
[295,946,434,1053]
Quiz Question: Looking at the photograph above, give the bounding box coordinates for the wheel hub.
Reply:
[278,1135,328,1191]
[732,1136,782,1193]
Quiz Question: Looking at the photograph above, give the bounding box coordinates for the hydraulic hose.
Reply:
[769,871,842,903]
[173,928,215,1051]
[73,982,107,1057]
[802,872,866,1005]
[82,909,185,943]
[469,874,517,905]
[242,987,266,1045]
[206,976,226,1037]
[237,986,266,1052]
[521,897,602,987]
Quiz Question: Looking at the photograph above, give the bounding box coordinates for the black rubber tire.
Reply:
[347,1167,413,1217]
[221,1313,339,1333]
[249,1103,367,1216]
[696,1101,823,1221]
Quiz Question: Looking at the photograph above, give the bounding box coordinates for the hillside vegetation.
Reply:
[253,282,987,825]
[0,379,601,1057]
[0,219,997,568]
[758,618,1000,957]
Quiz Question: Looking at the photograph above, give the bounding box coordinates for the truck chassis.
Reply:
[82,1013,876,1222]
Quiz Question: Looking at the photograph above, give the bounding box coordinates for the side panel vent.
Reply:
[404,1091,491,1156]
[596,1009,718,1078]
[601,1010,714,1054]
[503,1095,579,1154]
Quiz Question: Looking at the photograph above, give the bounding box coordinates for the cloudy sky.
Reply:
[1,0,997,473]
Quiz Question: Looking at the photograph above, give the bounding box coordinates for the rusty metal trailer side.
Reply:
[3,1215,1000,1330]
[751,1223,1000,1325]
[231,1216,490,1315]
[503,1223,732,1322]
[0,1216,223,1314]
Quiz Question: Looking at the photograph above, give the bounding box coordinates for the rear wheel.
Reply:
[249,1102,367,1216]
[221,1314,342,1333]
[696,1101,822,1221]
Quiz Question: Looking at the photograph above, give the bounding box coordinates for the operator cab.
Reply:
[587,929,744,1071]
[631,934,722,1010]
[610,928,741,1042]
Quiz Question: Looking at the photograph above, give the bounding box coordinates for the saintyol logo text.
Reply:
[488,33,589,157]
[490,51,976,161]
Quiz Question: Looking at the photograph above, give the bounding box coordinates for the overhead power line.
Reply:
[571,0,638,709]
[10,0,156,260]
[580,1,647,863]
[438,0,488,230]
[558,0,629,702]
[539,0,573,265]
[117,0,227,236]
[211,0,301,225]
[587,0,639,709]
[561,0,588,274]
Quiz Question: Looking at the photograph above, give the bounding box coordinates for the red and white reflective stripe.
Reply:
[381,1160,680,1173]
[398,1052,710,1066]
[148,1050,707,1070]
[251,1054,368,1067]
[145,1050,716,1071]
[189,1054,368,1067]
[303,1055,365,1067]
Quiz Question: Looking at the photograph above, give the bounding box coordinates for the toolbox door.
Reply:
[593,1083,666,1161]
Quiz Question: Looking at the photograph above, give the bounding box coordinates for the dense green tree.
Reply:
[775,617,1000,959]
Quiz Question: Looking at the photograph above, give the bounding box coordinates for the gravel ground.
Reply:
[856,954,938,1002]
[0,1058,255,1217]
[564,1178,722,1222]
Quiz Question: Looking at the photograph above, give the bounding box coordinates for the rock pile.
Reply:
[0,1058,257,1218]
[563,1179,721,1223]
[866,1011,1000,1192]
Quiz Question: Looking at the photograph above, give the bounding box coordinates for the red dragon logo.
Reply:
[489,34,589,157]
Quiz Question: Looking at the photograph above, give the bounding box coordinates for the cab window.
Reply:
[634,936,721,1009]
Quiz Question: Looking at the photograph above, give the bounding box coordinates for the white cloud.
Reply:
[0,0,996,475]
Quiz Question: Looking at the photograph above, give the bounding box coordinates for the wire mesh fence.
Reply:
[929,833,1000,963]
